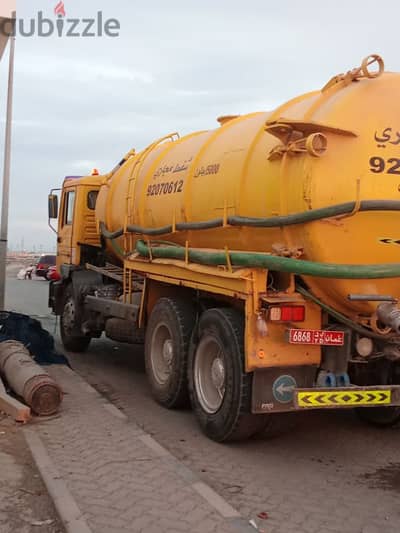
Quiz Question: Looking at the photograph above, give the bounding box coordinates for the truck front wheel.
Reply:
[188,308,268,442]
[60,286,91,353]
[145,297,196,409]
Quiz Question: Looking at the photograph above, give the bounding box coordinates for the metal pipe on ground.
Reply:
[0,341,63,416]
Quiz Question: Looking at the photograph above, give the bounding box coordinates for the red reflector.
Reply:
[291,306,305,321]
[280,307,293,321]
[271,305,305,322]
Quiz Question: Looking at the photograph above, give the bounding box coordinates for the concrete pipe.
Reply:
[0,340,63,416]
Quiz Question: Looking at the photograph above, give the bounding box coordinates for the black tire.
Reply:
[356,406,400,427]
[353,360,400,427]
[145,297,196,409]
[188,308,268,442]
[60,285,91,353]
[259,412,297,439]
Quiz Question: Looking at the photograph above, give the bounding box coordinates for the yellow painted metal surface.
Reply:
[96,55,400,318]
[124,257,253,299]
[123,257,322,370]
[57,177,101,268]
[245,297,321,371]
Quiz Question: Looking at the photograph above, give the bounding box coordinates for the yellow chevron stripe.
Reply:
[297,390,391,408]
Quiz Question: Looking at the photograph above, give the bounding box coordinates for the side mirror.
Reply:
[48,194,58,219]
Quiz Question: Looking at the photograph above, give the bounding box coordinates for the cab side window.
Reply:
[87,190,98,210]
[64,190,75,226]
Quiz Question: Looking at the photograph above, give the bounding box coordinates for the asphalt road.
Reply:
[5,276,400,533]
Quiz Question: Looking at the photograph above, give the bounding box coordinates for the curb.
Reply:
[26,364,256,533]
[23,428,93,533]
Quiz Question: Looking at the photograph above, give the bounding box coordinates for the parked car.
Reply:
[46,265,61,281]
[35,254,56,278]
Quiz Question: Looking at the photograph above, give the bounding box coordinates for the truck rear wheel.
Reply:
[60,285,91,353]
[356,406,400,427]
[353,361,400,427]
[145,297,196,409]
[188,308,268,442]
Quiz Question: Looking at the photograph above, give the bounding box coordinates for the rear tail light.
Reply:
[269,305,305,322]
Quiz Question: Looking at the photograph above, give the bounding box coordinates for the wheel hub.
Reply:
[151,323,174,385]
[162,339,174,367]
[211,357,225,390]
[194,336,226,414]
[63,299,76,334]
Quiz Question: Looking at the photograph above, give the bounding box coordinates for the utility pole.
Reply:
[0,18,15,310]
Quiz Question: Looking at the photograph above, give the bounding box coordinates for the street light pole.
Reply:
[0,21,15,310]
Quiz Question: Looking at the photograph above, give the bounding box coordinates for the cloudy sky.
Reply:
[0,0,400,251]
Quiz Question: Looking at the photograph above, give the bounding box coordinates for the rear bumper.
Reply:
[294,386,400,409]
[251,367,400,413]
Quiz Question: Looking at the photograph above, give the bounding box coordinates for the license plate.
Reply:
[288,329,345,346]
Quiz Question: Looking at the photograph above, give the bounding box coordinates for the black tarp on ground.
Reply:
[0,311,69,366]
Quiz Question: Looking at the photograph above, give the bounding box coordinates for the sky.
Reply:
[1,0,400,251]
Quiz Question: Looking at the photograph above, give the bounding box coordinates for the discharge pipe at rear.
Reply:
[377,303,400,334]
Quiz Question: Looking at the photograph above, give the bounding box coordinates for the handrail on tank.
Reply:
[102,132,180,184]
[322,54,384,92]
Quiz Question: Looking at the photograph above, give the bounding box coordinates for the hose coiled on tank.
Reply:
[100,200,400,279]
[100,200,400,238]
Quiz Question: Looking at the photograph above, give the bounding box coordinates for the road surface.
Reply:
[6,276,400,533]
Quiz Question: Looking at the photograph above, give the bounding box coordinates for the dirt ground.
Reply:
[0,413,63,533]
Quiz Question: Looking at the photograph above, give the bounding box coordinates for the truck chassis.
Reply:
[49,254,400,442]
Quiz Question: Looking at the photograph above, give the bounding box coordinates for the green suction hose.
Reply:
[100,200,400,238]
[135,240,400,279]
[101,199,400,279]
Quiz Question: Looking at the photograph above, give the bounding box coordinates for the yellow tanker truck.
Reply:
[48,55,400,441]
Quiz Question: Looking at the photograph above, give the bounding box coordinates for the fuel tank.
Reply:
[96,55,400,318]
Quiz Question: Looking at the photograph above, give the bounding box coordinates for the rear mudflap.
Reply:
[252,366,317,413]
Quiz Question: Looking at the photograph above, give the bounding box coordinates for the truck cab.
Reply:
[49,175,102,273]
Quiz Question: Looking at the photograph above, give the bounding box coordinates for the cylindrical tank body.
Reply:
[96,61,400,318]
